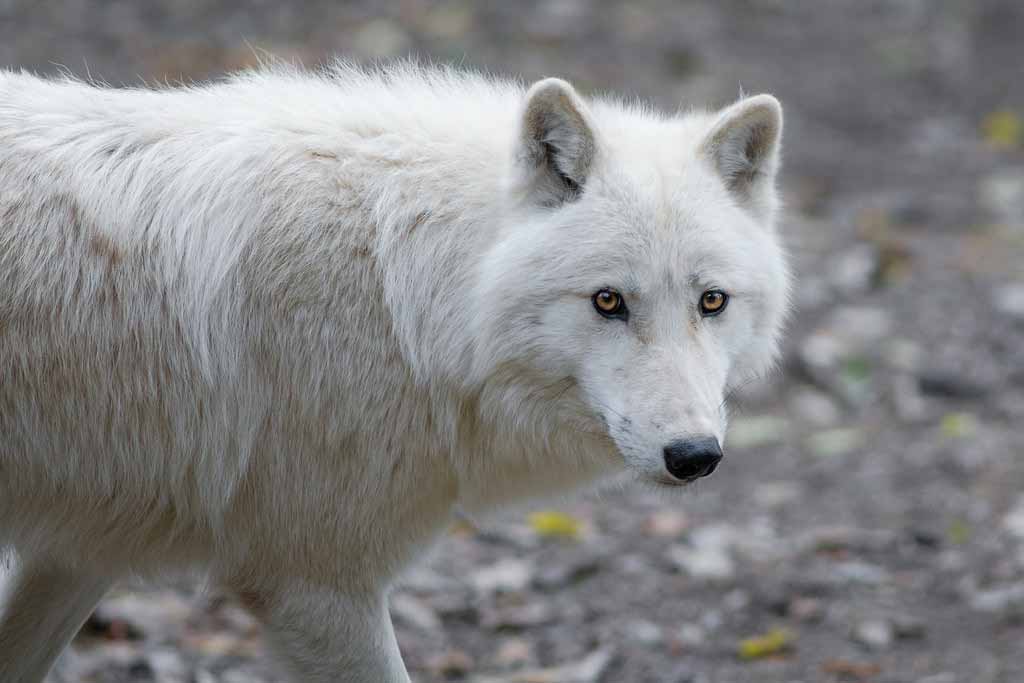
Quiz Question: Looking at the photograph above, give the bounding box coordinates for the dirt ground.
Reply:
[3,1,1023,681]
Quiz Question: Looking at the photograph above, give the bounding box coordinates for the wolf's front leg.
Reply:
[259,582,411,683]
[0,554,114,682]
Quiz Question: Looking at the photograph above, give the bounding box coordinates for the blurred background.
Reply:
[4,1,1022,681]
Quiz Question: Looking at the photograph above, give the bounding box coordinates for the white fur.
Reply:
[0,62,790,681]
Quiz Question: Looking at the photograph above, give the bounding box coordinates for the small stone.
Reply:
[789,597,824,622]
[668,526,736,582]
[493,637,534,668]
[482,601,553,629]
[979,169,1024,224]
[675,623,706,648]
[834,561,891,586]
[623,619,664,647]
[391,593,442,632]
[828,244,879,295]
[969,583,1024,617]
[427,649,475,678]
[1004,496,1024,539]
[643,509,689,538]
[917,368,989,399]
[852,619,894,650]
[892,614,927,640]
[471,558,533,595]
[995,283,1024,321]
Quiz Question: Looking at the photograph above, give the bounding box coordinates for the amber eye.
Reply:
[593,288,627,319]
[699,289,729,317]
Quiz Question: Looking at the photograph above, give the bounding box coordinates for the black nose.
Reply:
[663,437,723,480]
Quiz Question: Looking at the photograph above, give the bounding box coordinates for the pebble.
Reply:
[668,526,736,582]
[493,637,534,668]
[892,614,927,640]
[852,619,894,650]
[471,558,533,595]
[675,623,707,648]
[1004,495,1024,539]
[996,283,1024,321]
[827,244,879,295]
[969,583,1024,617]
[622,618,664,647]
[833,561,892,587]
[391,593,442,632]
[978,168,1024,224]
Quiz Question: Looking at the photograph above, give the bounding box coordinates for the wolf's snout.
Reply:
[663,437,723,480]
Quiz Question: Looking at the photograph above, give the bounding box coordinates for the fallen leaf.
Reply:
[528,511,582,539]
[738,627,793,660]
[940,412,977,439]
[983,109,1022,150]
[821,658,882,680]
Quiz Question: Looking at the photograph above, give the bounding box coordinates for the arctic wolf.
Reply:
[0,63,789,681]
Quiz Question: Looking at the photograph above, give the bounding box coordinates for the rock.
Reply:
[978,169,1024,224]
[789,597,824,622]
[1004,496,1024,539]
[996,283,1024,321]
[917,368,989,399]
[535,556,601,590]
[482,601,553,630]
[493,638,534,668]
[471,559,533,595]
[429,649,475,678]
[391,593,442,632]
[643,509,689,538]
[474,649,614,683]
[852,619,894,650]
[827,244,879,295]
[892,614,927,640]
[668,525,736,582]
[622,618,664,647]
[833,561,892,587]
[675,623,707,649]
[969,583,1024,617]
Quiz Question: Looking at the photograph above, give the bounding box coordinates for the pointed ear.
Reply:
[515,78,597,206]
[700,94,783,220]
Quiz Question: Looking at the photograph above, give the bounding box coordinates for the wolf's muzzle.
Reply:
[663,437,723,481]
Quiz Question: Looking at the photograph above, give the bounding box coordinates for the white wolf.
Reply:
[0,63,789,681]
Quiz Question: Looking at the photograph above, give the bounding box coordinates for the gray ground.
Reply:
[2,1,1023,682]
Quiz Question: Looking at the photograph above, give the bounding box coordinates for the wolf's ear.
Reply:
[700,94,783,221]
[515,78,597,206]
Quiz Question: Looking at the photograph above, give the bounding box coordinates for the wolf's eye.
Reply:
[593,288,627,319]
[699,290,729,317]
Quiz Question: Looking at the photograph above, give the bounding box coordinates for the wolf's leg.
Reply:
[258,583,411,683]
[0,555,114,683]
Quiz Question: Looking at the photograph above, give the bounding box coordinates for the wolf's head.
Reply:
[472,78,790,487]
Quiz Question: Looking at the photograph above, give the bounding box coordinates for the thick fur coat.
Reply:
[0,63,790,681]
